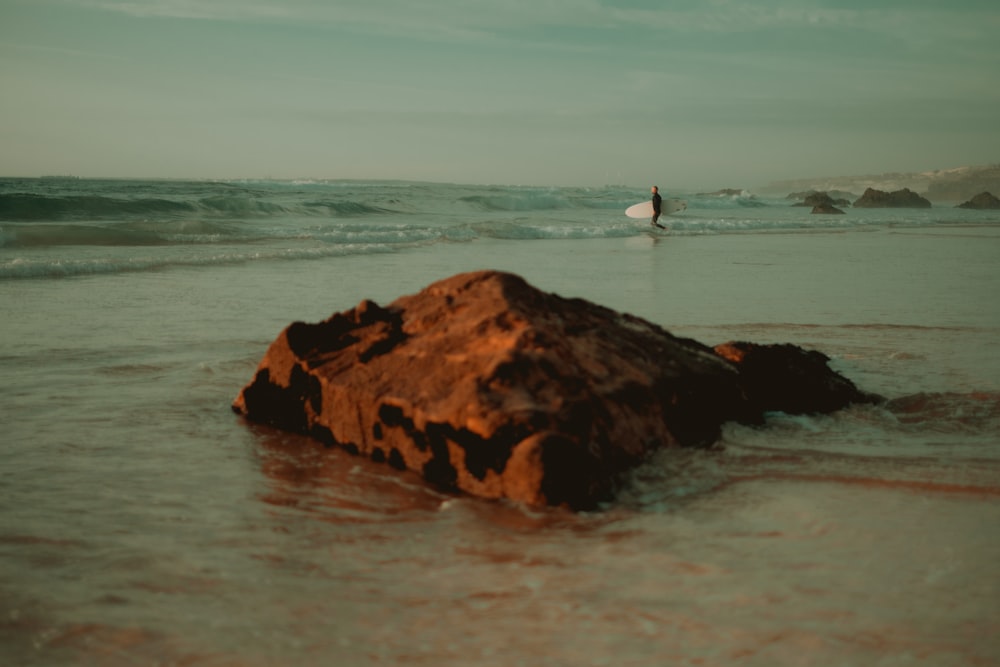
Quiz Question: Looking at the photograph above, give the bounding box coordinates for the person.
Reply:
[650,186,665,229]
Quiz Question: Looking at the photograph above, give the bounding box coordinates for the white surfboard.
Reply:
[625,198,687,219]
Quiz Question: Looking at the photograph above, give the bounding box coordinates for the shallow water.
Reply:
[2,179,999,665]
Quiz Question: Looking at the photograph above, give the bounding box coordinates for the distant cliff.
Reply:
[762,164,1000,202]
[924,166,1000,201]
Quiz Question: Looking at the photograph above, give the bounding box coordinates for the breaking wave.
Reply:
[2,177,997,281]
[0,242,408,280]
[0,192,393,222]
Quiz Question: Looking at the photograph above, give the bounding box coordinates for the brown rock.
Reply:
[853,187,931,208]
[713,342,882,415]
[234,271,749,509]
[793,192,851,209]
[787,190,856,204]
[234,271,879,509]
[956,191,1000,209]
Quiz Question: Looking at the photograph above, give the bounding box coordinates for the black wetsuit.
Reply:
[651,191,663,227]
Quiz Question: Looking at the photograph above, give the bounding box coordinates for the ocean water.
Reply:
[1,177,999,666]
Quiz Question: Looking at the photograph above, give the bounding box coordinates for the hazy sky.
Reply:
[2,1,998,187]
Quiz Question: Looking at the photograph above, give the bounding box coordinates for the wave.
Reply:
[301,200,395,216]
[0,192,394,222]
[0,219,478,250]
[721,389,1000,464]
[0,242,411,280]
[7,179,992,225]
[458,189,679,213]
[690,190,771,208]
[458,192,573,212]
[0,219,244,248]
[0,210,955,253]
[3,179,995,278]
[0,194,196,220]
[885,391,1000,434]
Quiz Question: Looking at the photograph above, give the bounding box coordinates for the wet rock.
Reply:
[853,187,931,208]
[713,342,882,415]
[956,191,1000,209]
[234,271,878,509]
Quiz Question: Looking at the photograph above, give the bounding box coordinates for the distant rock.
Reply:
[853,187,932,208]
[811,204,845,215]
[764,164,1000,202]
[791,192,851,209]
[234,271,880,509]
[956,191,1000,210]
[787,190,855,205]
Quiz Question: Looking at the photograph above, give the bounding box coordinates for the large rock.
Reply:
[956,191,1000,209]
[234,271,878,509]
[853,187,931,208]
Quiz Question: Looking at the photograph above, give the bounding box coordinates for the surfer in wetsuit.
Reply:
[650,186,665,229]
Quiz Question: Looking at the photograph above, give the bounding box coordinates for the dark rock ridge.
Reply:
[789,191,847,214]
[956,191,1000,210]
[233,271,881,509]
[766,164,1000,202]
[787,190,856,203]
[791,192,852,209]
[713,342,877,415]
[853,187,932,208]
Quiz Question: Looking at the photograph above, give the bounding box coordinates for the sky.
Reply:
[1,0,998,188]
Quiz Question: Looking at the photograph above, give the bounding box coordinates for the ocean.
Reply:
[2,177,998,666]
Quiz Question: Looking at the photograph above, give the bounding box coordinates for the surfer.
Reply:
[650,186,665,229]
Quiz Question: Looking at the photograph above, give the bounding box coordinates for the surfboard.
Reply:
[625,198,687,219]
